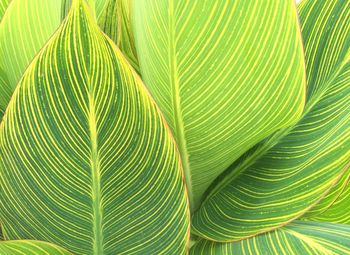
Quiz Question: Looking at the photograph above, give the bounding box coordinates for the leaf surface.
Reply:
[0,1,189,254]
[190,221,350,255]
[133,0,306,210]
[0,0,62,114]
[0,240,72,255]
[191,0,350,241]
[0,0,10,21]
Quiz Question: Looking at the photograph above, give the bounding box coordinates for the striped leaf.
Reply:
[61,0,108,20]
[98,0,139,72]
[305,164,350,224]
[133,0,306,210]
[310,185,350,225]
[62,0,140,72]
[0,240,72,255]
[190,221,350,255]
[0,68,10,120]
[0,1,189,254]
[0,0,10,21]
[191,0,350,241]
[303,163,350,219]
[0,0,63,115]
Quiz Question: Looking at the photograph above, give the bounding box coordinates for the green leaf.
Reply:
[133,0,306,210]
[305,163,350,224]
[191,0,350,241]
[0,68,10,120]
[0,1,189,254]
[61,0,108,20]
[98,0,139,72]
[0,0,10,21]
[0,240,72,255]
[0,0,63,114]
[303,163,350,219]
[190,221,350,255]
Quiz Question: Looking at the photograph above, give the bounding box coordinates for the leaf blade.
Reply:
[192,0,350,241]
[133,0,306,210]
[0,1,189,254]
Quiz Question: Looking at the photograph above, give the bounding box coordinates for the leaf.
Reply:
[133,0,306,210]
[0,0,63,114]
[190,221,350,255]
[0,240,72,255]
[191,0,350,241]
[0,0,10,21]
[0,68,10,120]
[305,164,350,224]
[0,1,189,254]
[61,0,108,20]
[98,0,139,72]
[303,163,350,219]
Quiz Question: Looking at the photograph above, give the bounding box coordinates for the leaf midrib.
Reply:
[168,0,194,211]
[89,92,103,255]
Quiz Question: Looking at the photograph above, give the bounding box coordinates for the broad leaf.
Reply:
[0,240,72,255]
[98,0,139,72]
[191,0,350,241]
[133,0,306,210]
[0,1,189,254]
[0,0,63,114]
[190,221,350,255]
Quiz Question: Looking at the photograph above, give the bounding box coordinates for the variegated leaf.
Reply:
[133,0,306,210]
[190,221,350,255]
[191,0,350,241]
[0,240,72,255]
[0,1,189,254]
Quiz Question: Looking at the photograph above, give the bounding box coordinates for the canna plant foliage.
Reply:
[0,0,349,254]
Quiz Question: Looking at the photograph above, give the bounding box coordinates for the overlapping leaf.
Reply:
[98,0,139,72]
[303,164,350,219]
[133,0,306,210]
[191,0,350,241]
[190,221,350,255]
[0,240,72,255]
[0,1,189,254]
[0,0,63,115]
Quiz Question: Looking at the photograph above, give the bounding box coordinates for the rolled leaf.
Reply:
[0,240,72,255]
[98,0,139,72]
[190,221,350,255]
[192,0,350,241]
[0,0,63,114]
[133,0,306,210]
[0,1,189,254]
